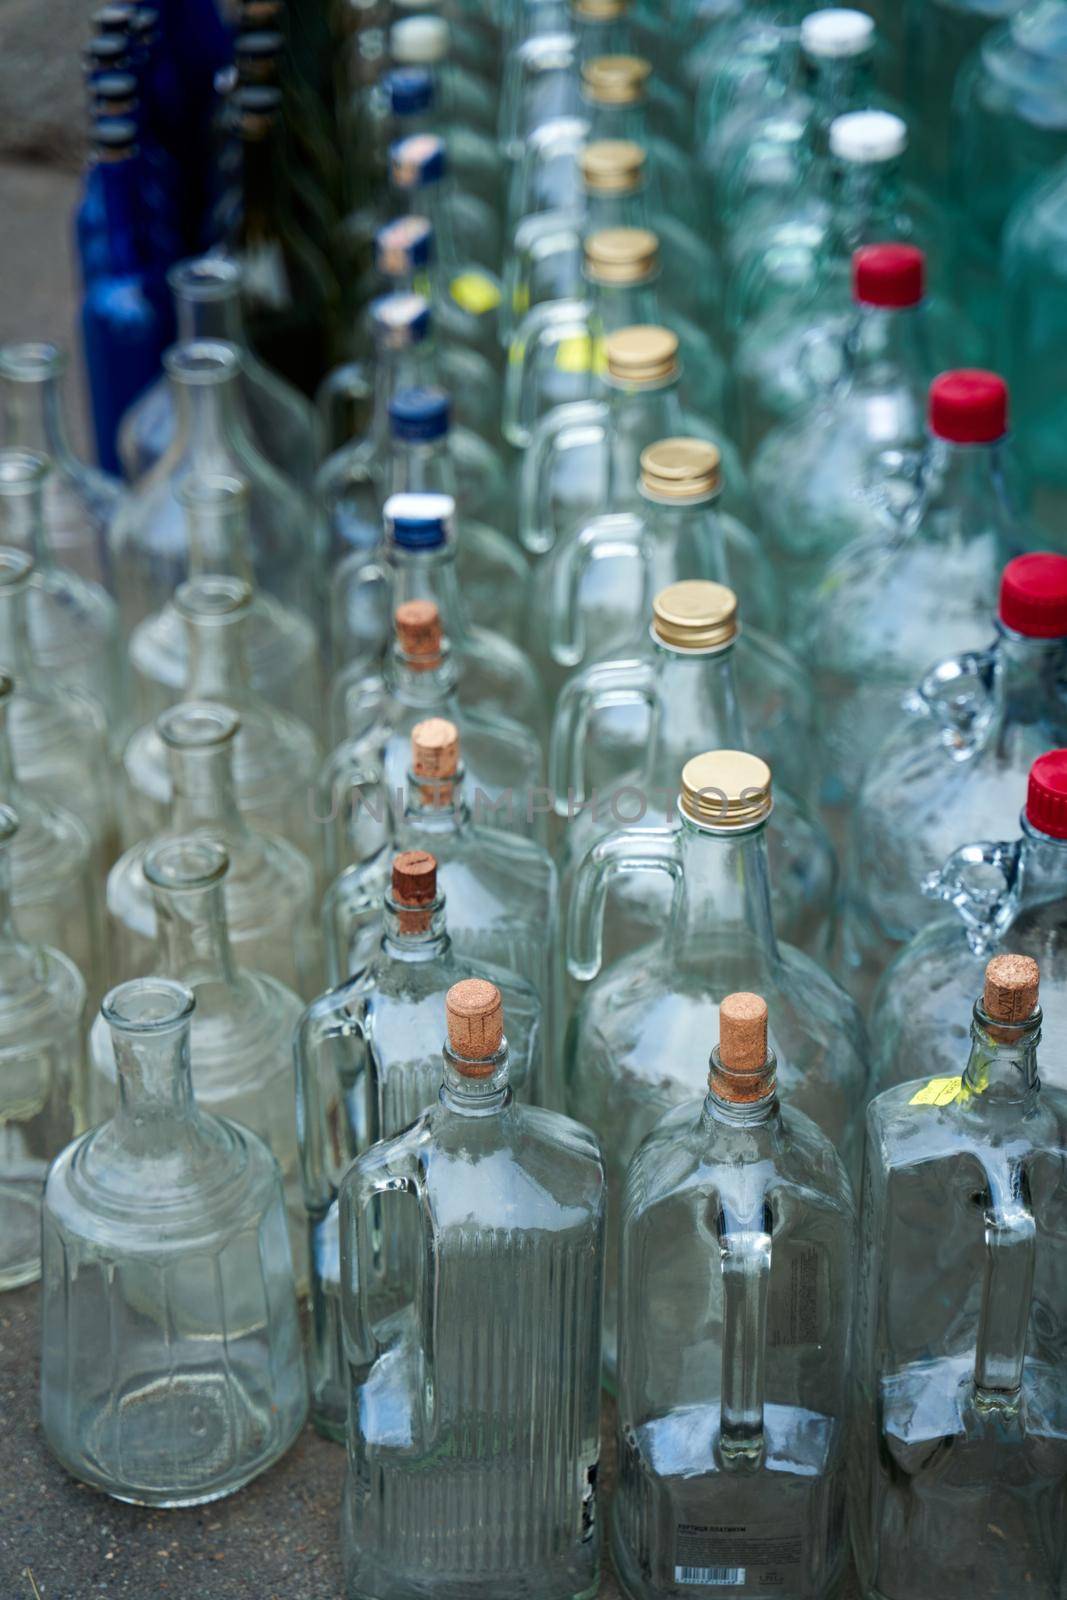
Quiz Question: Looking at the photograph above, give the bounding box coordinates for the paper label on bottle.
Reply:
[766,1245,821,1348]
[450,272,502,314]
[554,334,607,374]
[673,1523,803,1588]
[909,1075,963,1107]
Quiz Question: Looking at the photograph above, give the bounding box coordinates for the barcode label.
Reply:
[674,1566,746,1586]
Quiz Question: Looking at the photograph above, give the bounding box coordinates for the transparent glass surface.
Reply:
[40,978,307,1507]
[117,257,324,493]
[338,1036,604,1599]
[904,0,1026,191]
[295,889,542,1438]
[614,1041,855,1600]
[0,804,86,1292]
[0,341,124,591]
[566,805,868,1375]
[108,703,320,999]
[853,996,1067,1600]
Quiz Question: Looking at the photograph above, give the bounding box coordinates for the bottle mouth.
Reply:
[163,340,242,385]
[0,548,35,589]
[103,977,197,1034]
[157,700,241,752]
[175,574,253,622]
[0,341,66,384]
[167,256,243,302]
[144,834,230,893]
[0,448,50,495]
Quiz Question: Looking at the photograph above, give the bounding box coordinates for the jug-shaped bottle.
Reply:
[295,852,543,1438]
[40,976,307,1506]
[566,749,868,1374]
[338,979,604,1599]
[614,992,856,1600]
[904,0,1026,192]
[854,954,1067,1600]
[0,804,87,1292]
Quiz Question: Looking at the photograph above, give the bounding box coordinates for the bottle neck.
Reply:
[0,582,36,678]
[381,895,450,961]
[0,363,75,468]
[1015,820,1067,912]
[184,617,253,702]
[114,1021,196,1126]
[389,433,457,499]
[400,175,458,266]
[994,630,1067,729]
[151,877,239,987]
[372,343,429,443]
[174,286,247,346]
[703,1042,781,1130]
[668,815,780,960]
[240,120,289,244]
[0,480,47,568]
[591,274,661,336]
[608,373,684,496]
[171,370,244,463]
[584,187,644,233]
[403,763,469,836]
[645,636,744,784]
[440,1041,511,1115]
[962,1006,1041,1108]
[824,154,903,262]
[385,638,460,707]
[169,742,248,837]
[185,499,256,585]
[389,544,470,641]
[916,435,1013,549]
[805,50,876,153]
[844,302,930,394]
[0,839,32,985]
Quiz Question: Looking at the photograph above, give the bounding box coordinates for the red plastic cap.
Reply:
[1027,750,1067,840]
[852,243,925,308]
[929,370,1008,443]
[999,553,1067,638]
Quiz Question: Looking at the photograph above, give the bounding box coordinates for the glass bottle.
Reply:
[389,12,498,134]
[520,324,749,559]
[504,225,728,449]
[117,255,324,492]
[109,339,325,636]
[0,447,126,731]
[752,243,934,635]
[0,805,87,1292]
[295,852,543,1438]
[844,553,1067,1006]
[323,718,560,1068]
[529,434,774,703]
[853,953,1067,1600]
[40,976,307,1506]
[871,748,1067,1098]
[108,701,320,998]
[331,492,543,740]
[0,340,124,590]
[338,979,604,1599]
[807,369,1023,817]
[121,569,322,863]
[552,580,836,961]
[0,545,116,865]
[904,0,1026,193]
[127,469,321,729]
[325,598,544,861]
[566,749,869,1374]
[614,991,855,1600]
[89,835,306,1265]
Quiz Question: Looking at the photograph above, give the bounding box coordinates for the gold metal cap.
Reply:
[582,54,651,105]
[680,751,773,829]
[653,581,737,650]
[579,138,646,194]
[573,0,629,16]
[640,436,722,501]
[584,226,658,285]
[605,325,678,386]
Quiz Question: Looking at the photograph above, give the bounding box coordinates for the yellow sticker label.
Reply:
[450,272,502,315]
[555,334,607,374]
[909,1075,963,1107]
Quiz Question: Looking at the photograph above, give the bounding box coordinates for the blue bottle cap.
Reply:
[370,293,432,350]
[390,132,447,189]
[386,67,434,118]
[375,215,435,276]
[389,386,451,443]
[384,492,455,550]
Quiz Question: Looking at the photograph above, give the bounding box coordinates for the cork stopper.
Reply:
[446,979,504,1074]
[411,717,459,805]
[605,325,679,386]
[653,581,738,651]
[640,437,722,502]
[710,993,772,1104]
[395,599,443,670]
[579,138,646,195]
[391,848,438,935]
[983,955,1039,1026]
[584,226,658,285]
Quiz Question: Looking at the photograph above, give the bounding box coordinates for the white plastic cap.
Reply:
[829,109,907,163]
[391,15,450,65]
[800,9,875,59]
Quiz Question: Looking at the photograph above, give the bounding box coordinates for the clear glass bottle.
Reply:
[529,433,774,702]
[751,243,934,636]
[117,255,324,492]
[552,580,836,962]
[0,447,126,732]
[331,492,544,740]
[338,978,604,1599]
[844,552,1067,1005]
[40,976,307,1506]
[904,0,1025,192]
[108,339,325,636]
[0,340,124,590]
[519,324,749,558]
[566,749,869,1374]
[295,852,543,1439]
[807,369,1023,816]
[614,991,855,1600]
[108,702,320,998]
[89,836,306,1267]
[390,12,498,135]
[325,598,544,862]
[323,717,560,1067]
[127,470,321,730]
[0,804,87,1292]
[853,953,1067,1600]
[122,568,321,864]
[870,749,1067,1094]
